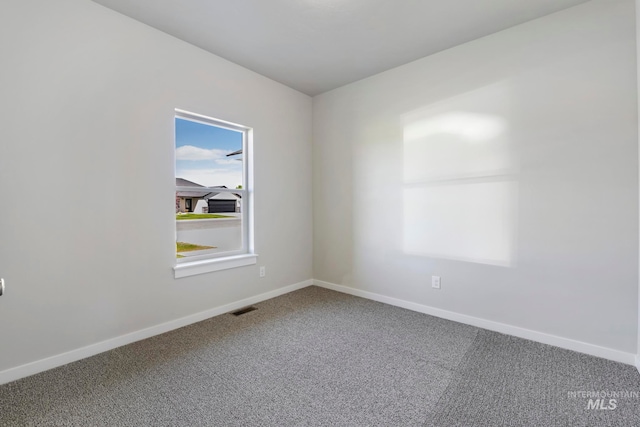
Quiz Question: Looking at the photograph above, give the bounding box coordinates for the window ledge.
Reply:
[174,254,258,279]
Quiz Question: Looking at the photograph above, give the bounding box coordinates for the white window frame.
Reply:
[173,109,256,278]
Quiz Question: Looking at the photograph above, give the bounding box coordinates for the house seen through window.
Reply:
[175,110,250,263]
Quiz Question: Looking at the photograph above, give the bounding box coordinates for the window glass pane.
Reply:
[176,212,243,259]
[175,117,243,189]
[175,117,244,260]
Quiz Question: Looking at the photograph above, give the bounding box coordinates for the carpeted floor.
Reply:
[0,286,638,426]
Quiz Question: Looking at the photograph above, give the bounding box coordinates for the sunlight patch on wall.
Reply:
[402,88,518,267]
[404,112,510,183]
[404,112,506,143]
[403,180,517,267]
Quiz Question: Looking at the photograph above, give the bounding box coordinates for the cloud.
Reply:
[176,145,228,161]
[215,158,243,166]
[176,168,243,189]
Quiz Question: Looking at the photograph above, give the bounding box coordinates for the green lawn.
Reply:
[176,242,216,253]
[176,213,232,220]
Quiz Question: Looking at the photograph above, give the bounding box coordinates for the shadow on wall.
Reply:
[401,82,519,267]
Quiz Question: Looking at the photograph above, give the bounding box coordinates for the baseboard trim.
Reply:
[314,280,636,366]
[636,355,640,375]
[0,279,314,386]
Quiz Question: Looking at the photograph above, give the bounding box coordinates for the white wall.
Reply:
[0,0,312,373]
[637,0,640,369]
[314,0,638,355]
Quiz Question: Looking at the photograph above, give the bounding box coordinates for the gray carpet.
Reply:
[0,286,638,426]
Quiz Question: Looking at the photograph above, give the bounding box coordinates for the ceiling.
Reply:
[92,0,591,96]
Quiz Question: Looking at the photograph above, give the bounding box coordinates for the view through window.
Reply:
[175,111,249,262]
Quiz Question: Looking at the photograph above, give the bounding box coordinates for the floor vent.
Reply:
[231,306,257,316]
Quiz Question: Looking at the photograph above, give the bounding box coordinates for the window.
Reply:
[173,109,256,278]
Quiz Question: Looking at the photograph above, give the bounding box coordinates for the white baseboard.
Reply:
[2,278,635,385]
[0,279,314,386]
[314,280,636,366]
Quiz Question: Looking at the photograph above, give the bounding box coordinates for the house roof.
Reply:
[176,178,227,199]
[176,178,205,187]
[209,192,240,200]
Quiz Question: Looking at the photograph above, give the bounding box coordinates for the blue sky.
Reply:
[175,117,243,188]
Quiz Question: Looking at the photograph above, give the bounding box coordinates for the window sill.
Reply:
[174,254,258,279]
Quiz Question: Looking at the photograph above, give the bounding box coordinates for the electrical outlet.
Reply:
[259,266,266,278]
[431,276,441,289]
